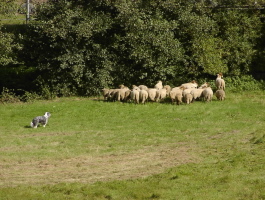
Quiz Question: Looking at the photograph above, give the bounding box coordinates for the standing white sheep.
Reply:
[216,89,225,101]
[202,87,213,102]
[148,88,157,101]
[215,73,225,90]
[138,85,148,91]
[183,88,193,96]
[175,93,183,105]
[154,81,163,90]
[130,89,140,104]
[190,82,208,102]
[156,89,167,102]
[183,93,193,104]
[180,80,198,89]
[102,88,111,101]
[163,85,171,96]
[117,88,130,102]
[139,89,148,104]
[132,85,141,91]
[169,88,183,105]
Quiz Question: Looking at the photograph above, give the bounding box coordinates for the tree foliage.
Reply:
[19,0,264,96]
[0,29,21,66]
[0,0,16,16]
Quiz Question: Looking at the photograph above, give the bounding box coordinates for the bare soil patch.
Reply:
[0,144,198,187]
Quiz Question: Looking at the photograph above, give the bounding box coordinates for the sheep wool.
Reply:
[154,81,163,90]
[215,73,225,90]
[216,89,225,101]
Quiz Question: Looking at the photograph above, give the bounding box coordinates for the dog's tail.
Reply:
[30,121,34,128]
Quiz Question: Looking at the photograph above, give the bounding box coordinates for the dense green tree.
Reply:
[19,0,264,96]
[0,0,16,16]
[0,29,20,66]
[213,9,262,75]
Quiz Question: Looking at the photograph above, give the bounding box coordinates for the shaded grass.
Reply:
[0,92,264,199]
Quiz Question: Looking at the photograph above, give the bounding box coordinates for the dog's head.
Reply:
[44,112,51,118]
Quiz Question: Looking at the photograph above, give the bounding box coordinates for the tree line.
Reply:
[1,0,265,97]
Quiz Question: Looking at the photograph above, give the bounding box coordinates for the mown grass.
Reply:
[0,92,264,199]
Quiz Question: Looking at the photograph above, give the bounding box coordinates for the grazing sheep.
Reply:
[163,85,171,96]
[215,73,225,90]
[139,89,148,104]
[169,88,183,105]
[139,85,148,91]
[119,84,129,89]
[175,93,183,105]
[190,83,208,102]
[124,89,132,102]
[171,87,180,91]
[180,80,198,89]
[154,81,163,90]
[102,88,111,101]
[190,88,203,102]
[216,89,225,101]
[183,93,193,104]
[108,89,119,101]
[132,85,141,91]
[202,87,213,102]
[130,89,140,104]
[183,88,193,96]
[156,88,167,102]
[148,88,157,101]
[117,88,130,102]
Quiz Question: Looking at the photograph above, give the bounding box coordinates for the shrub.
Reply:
[0,87,20,103]
[20,91,40,103]
[225,75,264,92]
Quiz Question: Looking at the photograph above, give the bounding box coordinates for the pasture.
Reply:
[0,92,264,199]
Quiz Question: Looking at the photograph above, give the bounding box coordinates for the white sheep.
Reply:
[119,84,129,89]
[139,89,148,104]
[156,88,167,102]
[171,87,180,91]
[154,81,163,90]
[175,93,183,105]
[169,88,183,105]
[202,87,213,102]
[117,88,131,102]
[190,83,208,102]
[183,88,193,96]
[148,88,157,101]
[163,85,171,96]
[215,73,225,90]
[102,88,111,101]
[216,89,225,101]
[180,80,198,89]
[132,85,141,91]
[138,85,148,91]
[183,93,193,104]
[108,89,119,101]
[130,89,140,104]
[124,89,132,102]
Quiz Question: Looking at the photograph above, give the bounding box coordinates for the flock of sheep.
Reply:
[102,73,226,105]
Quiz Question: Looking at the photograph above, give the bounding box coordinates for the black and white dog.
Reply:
[30,112,51,128]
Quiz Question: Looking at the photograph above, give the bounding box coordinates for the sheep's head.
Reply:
[200,83,208,88]
[119,84,126,89]
[179,86,185,90]
[217,73,223,78]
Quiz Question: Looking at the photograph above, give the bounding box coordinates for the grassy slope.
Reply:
[0,92,264,199]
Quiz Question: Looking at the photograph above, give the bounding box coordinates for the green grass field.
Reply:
[0,92,264,199]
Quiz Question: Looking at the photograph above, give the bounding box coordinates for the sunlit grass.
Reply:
[0,92,264,199]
